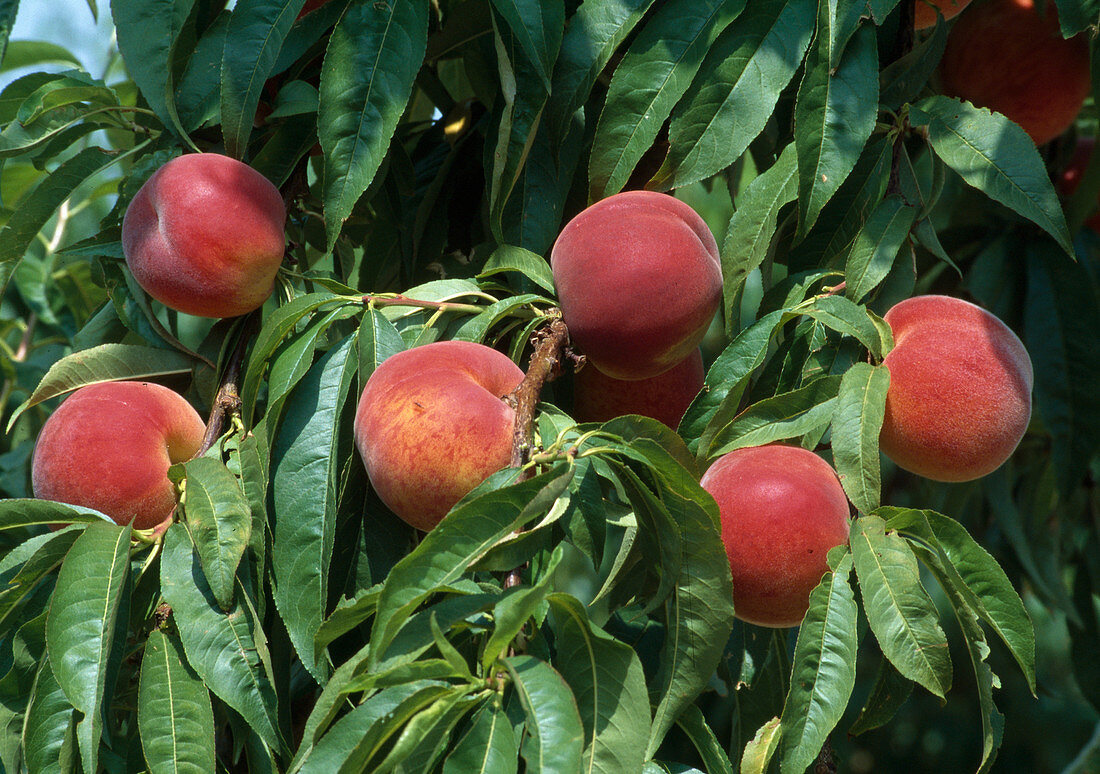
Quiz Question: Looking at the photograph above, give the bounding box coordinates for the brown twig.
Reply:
[195,314,258,457]
[812,736,837,774]
[505,317,571,470]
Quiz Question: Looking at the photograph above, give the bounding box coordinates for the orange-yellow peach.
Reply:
[31,381,205,530]
[700,445,851,628]
[354,341,525,531]
[550,191,722,381]
[122,153,286,318]
[880,295,1033,482]
[939,0,1090,146]
[914,0,972,29]
[572,349,704,430]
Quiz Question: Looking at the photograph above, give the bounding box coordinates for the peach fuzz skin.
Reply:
[700,445,851,629]
[550,191,722,381]
[573,349,704,430]
[939,0,1090,146]
[31,381,205,531]
[913,0,972,29]
[880,295,1033,483]
[122,153,287,318]
[354,341,525,532]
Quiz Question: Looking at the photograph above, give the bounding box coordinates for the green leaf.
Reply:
[588,0,745,197]
[319,0,428,249]
[0,0,15,65]
[272,334,358,682]
[481,568,557,673]
[851,515,952,699]
[111,0,194,142]
[0,146,116,300]
[545,0,656,144]
[443,697,519,774]
[800,294,886,360]
[7,343,196,431]
[706,375,841,460]
[739,717,781,774]
[373,687,481,772]
[294,681,454,774]
[0,40,81,73]
[501,655,584,773]
[779,552,858,773]
[681,309,787,453]
[843,194,917,304]
[879,19,946,111]
[138,629,216,774]
[175,10,230,130]
[22,654,78,774]
[913,544,1004,772]
[220,0,307,158]
[657,0,814,189]
[0,500,112,532]
[176,457,253,611]
[478,245,556,294]
[370,464,574,664]
[719,143,798,336]
[848,650,912,735]
[831,362,890,514]
[160,525,282,751]
[489,0,563,92]
[547,593,651,774]
[882,507,1035,692]
[910,96,1073,255]
[45,521,130,774]
[793,22,877,236]
[675,704,734,774]
[1024,243,1100,493]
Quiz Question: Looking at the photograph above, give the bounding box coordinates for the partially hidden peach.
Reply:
[880,295,1033,482]
[939,0,1090,146]
[573,349,704,430]
[354,341,525,531]
[31,381,205,530]
[914,0,972,29]
[122,153,287,318]
[700,444,851,628]
[550,191,722,381]
[1058,135,1100,232]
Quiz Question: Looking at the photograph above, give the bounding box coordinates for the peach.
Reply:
[1058,136,1100,232]
[880,295,1033,482]
[700,445,851,628]
[31,381,205,530]
[354,340,525,531]
[550,190,722,381]
[939,0,1090,146]
[572,348,704,430]
[122,153,287,318]
[914,0,971,29]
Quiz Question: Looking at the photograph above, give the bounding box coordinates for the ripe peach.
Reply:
[31,381,205,530]
[354,341,525,531]
[913,0,971,29]
[122,153,287,318]
[700,445,851,628]
[1058,136,1100,232]
[939,0,1090,146]
[880,295,1033,482]
[572,349,704,430]
[550,191,722,381]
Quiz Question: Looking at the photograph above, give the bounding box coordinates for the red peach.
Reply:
[354,341,525,531]
[939,0,1090,146]
[572,349,704,430]
[550,191,722,381]
[122,153,287,318]
[1058,136,1100,232]
[914,0,972,29]
[880,295,1033,482]
[700,445,851,628]
[31,382,205,530]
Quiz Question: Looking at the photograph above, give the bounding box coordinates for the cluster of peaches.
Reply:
[28,150,1034,629]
